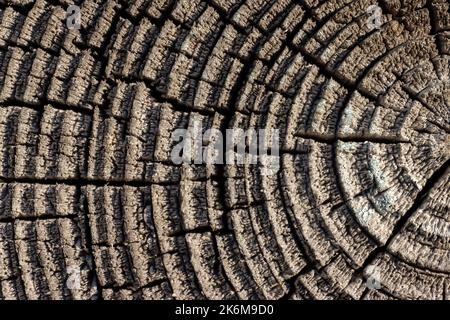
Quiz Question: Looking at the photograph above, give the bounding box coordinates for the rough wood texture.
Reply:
[0,0,449,300]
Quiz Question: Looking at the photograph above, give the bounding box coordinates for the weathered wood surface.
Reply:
[0,0,448,300]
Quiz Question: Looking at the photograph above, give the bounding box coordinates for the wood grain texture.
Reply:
[0,0,448,300]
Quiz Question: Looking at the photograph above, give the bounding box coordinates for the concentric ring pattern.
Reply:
[0,0,449,300]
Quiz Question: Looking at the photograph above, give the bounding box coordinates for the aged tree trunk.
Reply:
[0,0,448,300]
